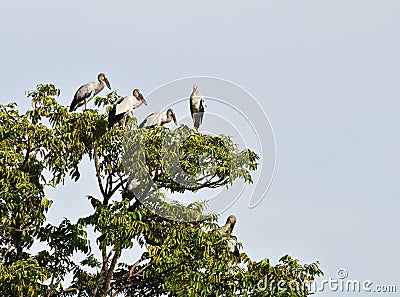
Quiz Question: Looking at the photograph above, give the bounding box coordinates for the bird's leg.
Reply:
[84,100,87,110]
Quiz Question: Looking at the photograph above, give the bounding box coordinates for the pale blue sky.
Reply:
[1,1,399,295]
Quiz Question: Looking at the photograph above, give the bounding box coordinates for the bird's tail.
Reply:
[69,102,76,112]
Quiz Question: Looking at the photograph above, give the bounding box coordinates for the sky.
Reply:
[1,1,399,296]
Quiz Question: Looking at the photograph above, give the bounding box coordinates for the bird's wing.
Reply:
[116,96,143,116]
[70,84,91,111]
[115,96,132,116]
[115,96,126,105]
[79,82,97,100]
[198,97,205,126]
[191,96,204,128]
[73,82,97,106]
[139,112,158,128]
[199,95,205,112]
[149,113,162,126]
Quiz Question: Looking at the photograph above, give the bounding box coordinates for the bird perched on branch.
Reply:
[218,215,240,258]
[69,73,111,112]
[139,108,177,128]
[190,84,205,129]
[108,89,147,129]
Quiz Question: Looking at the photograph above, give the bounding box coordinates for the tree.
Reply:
[0,84,322,296]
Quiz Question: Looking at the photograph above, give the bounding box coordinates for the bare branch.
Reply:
[94,146,106,199]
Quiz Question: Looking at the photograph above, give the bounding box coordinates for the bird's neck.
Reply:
[227,223,234,234]
[96,81,105,93]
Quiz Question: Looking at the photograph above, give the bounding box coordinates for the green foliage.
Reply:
[123,125,258,193]
[0,84,322,296]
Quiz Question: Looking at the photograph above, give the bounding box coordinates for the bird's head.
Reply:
[226,215,237,226]
[167,108,178,125]
[133,89,147,105]
[98,73,111,90]
[220,215,237,235]
[226,215,237,231]
[193,84,199,92]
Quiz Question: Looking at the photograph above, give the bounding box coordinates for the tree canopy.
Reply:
[0,84,322,296]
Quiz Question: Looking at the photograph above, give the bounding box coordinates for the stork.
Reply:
[218,215,240,258]
[189,84,205,129]
[108,89,147,129]
[69,73,111,112]
[139,108,177,128]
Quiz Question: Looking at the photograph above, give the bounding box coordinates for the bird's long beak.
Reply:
[105,77,111,90]
[141,97,148,106]
[172,112,177,125]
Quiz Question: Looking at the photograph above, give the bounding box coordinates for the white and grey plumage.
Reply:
[69,73,111,112]
[108,89,147,129]
[190,84,205,129]
[139,108,178,128]
[218,215,240,257]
